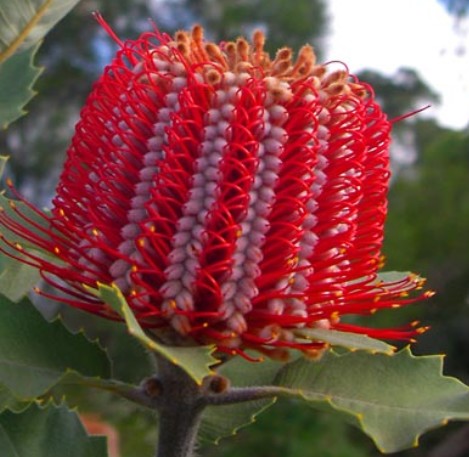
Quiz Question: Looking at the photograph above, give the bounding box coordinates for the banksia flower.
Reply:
[0,18,430,358]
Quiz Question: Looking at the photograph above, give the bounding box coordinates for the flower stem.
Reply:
[133,356,292,457]
[154,358,204,457]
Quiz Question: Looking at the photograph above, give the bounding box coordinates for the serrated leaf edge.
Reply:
[205,398,277,445]
[1,41,44,129]
[0,302,112,400]
[274,347,469,453]
[2,398,106,443]
[47,310,112,361]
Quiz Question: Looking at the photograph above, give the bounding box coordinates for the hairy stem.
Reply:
[203,385,297,405]
[118,356,291,457]
[154,358,205,457]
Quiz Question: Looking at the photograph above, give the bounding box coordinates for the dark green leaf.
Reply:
[0,402,107,457]
[0,383,29,413]
[53,305,156,386]
[0,296,111,399]
[275,347,469,453]
[200,398,276,445]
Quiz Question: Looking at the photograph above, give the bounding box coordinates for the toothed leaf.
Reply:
[0,383,29,413]
[275,347,469,453]
[0,296,111,399]
[0,402,107,457]
[0,42,42,128]
[95,282,217,385]
[0,0,80,127]
[200,398,275,444]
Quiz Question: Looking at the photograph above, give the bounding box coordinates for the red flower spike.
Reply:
[0,20,430,357]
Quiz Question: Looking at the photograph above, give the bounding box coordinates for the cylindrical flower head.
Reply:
[0,19,430,358]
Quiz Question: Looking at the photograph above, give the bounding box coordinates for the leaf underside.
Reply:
[275,348,469,453]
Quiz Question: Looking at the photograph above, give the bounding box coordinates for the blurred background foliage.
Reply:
[1,0,469,456]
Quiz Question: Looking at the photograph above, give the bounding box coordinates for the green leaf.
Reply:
[0,254,41,301]
[219,353,287,388]
[49,304,156,386]
[294,328,396,354]
[200,397,275,445]
[0,296,111,399]
[0,0,81,63]
[0,155,7,177]
[0,402,107,457]
[374,270,426,294]
[275,347,469,453]
[0,383,29,413]
[0,41,42,128]
[0,156,58,298]
[94,282,218,385]
[200,355,284,443]
[376,271,414,283]
[0,157,54,251]
[40,371,145,417]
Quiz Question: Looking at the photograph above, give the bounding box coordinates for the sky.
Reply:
[326,0,469,129]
